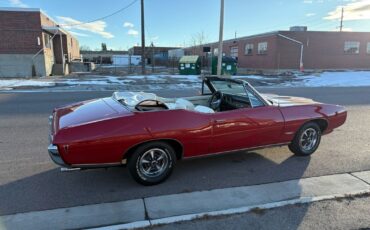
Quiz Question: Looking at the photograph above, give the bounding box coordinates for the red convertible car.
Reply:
[48,77,347,185]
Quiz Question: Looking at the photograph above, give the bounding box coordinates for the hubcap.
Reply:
[138,148,169,178]
[299,128,318,152]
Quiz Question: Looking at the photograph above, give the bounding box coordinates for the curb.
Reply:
[90,190,370,230]
[2,172,370,230]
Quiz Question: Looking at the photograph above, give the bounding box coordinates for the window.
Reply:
[245,44,253,55]
[210,80,246,95]
[367,42,370,54]
[43,33,51,48]
[230,46,238,58]
[258,42,268,54]
[246,90,264,108]
[344,41,360,54]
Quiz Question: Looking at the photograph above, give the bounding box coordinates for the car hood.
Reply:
[261,94,319,107]
[55,97,130,130]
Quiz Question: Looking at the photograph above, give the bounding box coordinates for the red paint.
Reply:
[50,96,347,166]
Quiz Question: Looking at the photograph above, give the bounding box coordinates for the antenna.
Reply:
[340,7,344,32]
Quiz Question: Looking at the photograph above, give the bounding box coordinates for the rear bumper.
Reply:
[48,144,69,167]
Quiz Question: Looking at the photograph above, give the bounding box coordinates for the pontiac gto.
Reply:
[48,77,347,185]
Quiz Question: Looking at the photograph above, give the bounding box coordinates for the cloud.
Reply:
[303,0,327,3]
[69,31,89,37]
[306,13,316,17]
[123,22,134,28]
[341,27,353,31]
[9,0,28,7]
[57,16,114,39]
[127,29,139,36]
[324,0,370,21]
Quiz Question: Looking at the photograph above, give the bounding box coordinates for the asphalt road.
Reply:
[0,86,370,215]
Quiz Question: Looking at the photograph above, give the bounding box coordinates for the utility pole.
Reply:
[141,0,146,75]
[151,42,154,73]
[340,7,344,32]
[217,0,224,76]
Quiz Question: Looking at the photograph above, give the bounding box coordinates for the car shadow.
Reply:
[0,149,311,223]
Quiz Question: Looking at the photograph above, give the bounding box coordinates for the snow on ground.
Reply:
[126,75,200,82]
[1,72,370,91]
[62,76,136,85]
[0,79,55,88]
[231,75,270,80]
[282,71,370,87]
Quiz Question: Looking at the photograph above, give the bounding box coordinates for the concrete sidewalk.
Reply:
[1,172,370,230]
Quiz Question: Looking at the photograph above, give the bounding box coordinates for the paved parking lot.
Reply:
[0,86,370,215]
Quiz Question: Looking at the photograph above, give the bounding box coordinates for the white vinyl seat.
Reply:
[175,98,195,110]
[164,103,177,110]
[194,105,215,113]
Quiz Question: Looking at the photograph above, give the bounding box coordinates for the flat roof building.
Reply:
[0,7,80,78]
[81,50,129,64]
[186,28,370,71]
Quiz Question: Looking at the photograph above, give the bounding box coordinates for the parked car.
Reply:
[48,76,347,185]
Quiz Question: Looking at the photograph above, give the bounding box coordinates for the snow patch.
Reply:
[231,75,270,80]
[0,79,55,88]
[283,71,370,87]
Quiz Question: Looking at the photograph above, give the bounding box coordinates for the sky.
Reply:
[1,0,369,50]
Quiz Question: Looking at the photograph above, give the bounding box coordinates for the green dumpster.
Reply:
[211,56,237,75]
[179,55,201,75]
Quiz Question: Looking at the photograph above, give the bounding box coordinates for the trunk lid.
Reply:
[53,97,130,131]
[262,94,319,107]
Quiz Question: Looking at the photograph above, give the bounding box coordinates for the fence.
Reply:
[92,56,181,76]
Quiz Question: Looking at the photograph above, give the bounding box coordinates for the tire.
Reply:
[128,141,176,186]
[288,122,321,156]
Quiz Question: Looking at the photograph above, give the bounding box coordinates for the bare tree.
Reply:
[80,45,91,51]
[190,31,208,55]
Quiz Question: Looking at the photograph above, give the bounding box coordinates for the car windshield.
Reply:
[209,79,246,95]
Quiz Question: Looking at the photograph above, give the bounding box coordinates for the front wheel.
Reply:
[289,122,321,156]
[128,142,176,186]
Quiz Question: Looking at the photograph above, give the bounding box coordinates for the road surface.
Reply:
[0,86,370,215]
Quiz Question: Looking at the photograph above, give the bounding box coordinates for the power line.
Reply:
[60,0,139,27]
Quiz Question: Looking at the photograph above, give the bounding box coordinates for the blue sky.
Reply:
[1,0,369,50]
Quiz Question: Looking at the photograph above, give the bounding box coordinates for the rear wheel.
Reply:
[128,142,176,186]
[289,122,321,156]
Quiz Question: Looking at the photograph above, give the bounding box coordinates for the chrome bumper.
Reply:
[48,114,69,167]
[48,144,68,167]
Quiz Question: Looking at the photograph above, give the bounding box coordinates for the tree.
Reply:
[101,43,107,51]
[80,45,91,51]
[190,31,208,55]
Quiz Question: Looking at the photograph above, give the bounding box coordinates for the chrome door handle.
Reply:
[215,119,227,123]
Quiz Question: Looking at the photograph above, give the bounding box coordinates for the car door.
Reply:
[211,106,284,153]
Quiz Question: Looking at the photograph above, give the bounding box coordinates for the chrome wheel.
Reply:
[299,128,318,151]
[137,148,169,178]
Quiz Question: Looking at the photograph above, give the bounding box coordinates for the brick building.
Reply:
[0,7,80,78]
[185,28,370,71]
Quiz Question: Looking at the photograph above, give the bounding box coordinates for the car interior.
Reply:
[113,91,253,113]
